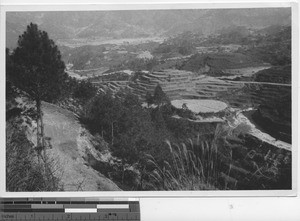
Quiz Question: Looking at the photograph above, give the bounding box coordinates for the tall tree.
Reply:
[152,84,170,107]
[10,23,66,155]
[145,91,153,107]
[83,93,124,144]
[73,80,97,101]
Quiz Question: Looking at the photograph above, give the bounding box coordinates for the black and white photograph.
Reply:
[4,7,293,193]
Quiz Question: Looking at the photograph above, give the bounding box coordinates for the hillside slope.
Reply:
[42,102,121,191]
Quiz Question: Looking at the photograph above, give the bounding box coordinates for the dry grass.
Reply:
[6,124,62,192]
[145,136,220,190]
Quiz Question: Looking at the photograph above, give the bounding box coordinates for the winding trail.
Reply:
[42,102,121,191]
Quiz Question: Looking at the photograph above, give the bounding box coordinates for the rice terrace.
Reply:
[5,8,292,192]
[171,99,227,113]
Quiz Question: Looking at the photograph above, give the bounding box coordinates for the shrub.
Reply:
[73,80,97,101]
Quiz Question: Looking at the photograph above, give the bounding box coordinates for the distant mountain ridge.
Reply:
[6,8,291,48]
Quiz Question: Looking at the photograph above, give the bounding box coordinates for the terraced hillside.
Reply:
[130,69,198,99]
[93,81,129,94]
[134,68,291,141]
[96,69,290,110]
[128,69,243,101]
[89,68,290,108]
[91,68,291,143]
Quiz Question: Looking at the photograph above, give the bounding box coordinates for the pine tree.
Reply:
[152,84,170,107]
[145,91,153,107]
[10,23,66,155]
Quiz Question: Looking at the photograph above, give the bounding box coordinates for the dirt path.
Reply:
[42,102,121,191]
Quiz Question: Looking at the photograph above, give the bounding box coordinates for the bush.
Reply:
[73,80,97,101]
[81,91,175,165]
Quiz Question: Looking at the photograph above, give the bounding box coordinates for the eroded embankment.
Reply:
[235,110,291,151]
